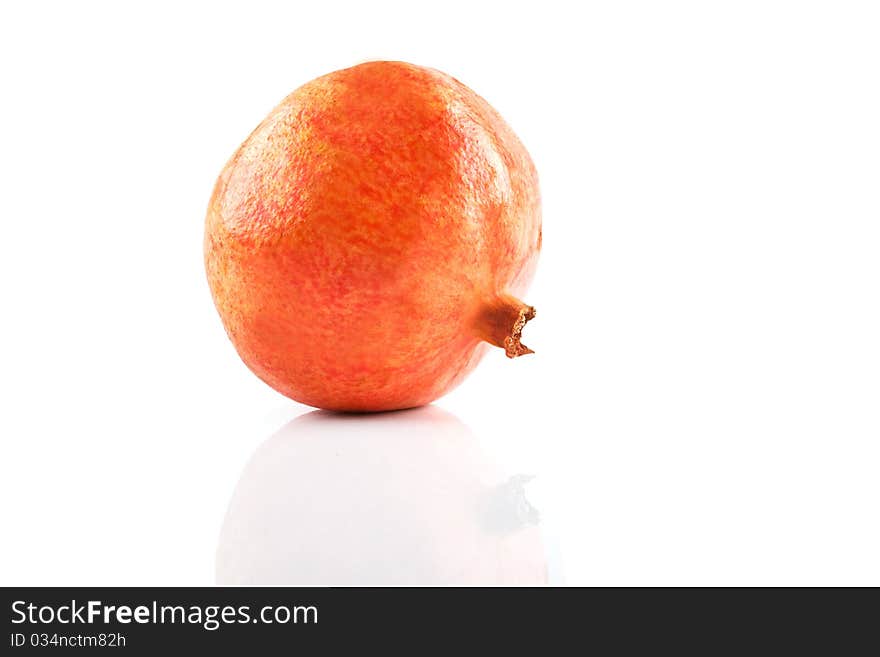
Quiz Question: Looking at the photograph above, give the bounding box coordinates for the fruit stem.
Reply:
[474,294,536,358]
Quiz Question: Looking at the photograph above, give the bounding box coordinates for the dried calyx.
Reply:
[475,294,536,358]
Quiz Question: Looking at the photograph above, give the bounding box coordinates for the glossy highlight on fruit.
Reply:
[205,61,541,411]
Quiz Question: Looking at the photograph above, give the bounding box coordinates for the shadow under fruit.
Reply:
[205,61,541,411]
[216,407,549,585]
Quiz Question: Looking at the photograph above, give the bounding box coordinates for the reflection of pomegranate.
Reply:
[205,61,541,411]
[216,407,549,585]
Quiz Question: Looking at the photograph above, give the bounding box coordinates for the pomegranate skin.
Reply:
[205,61,541,411]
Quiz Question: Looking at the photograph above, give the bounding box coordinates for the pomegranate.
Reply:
[205,61,541,411]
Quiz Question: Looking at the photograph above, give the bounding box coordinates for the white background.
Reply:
[1,1,878,586]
